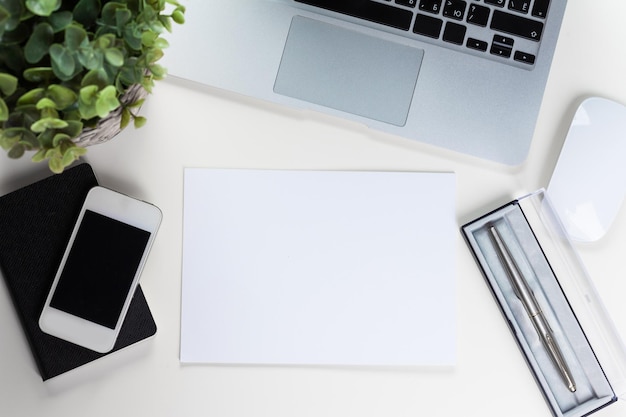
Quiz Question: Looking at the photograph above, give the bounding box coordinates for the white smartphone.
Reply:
[39,186,162,353]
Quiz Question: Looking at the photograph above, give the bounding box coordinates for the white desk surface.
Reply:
[2,2,626,416]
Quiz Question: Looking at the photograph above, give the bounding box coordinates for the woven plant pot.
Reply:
[72,84,148,148]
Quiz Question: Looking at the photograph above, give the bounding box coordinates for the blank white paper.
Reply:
[181,168,456,366]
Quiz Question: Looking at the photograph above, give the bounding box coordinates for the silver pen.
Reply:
[488,225,577,393]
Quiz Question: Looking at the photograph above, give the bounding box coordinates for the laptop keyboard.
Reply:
[294,0,552,69]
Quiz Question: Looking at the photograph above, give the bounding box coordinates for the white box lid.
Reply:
[545,97,626,395]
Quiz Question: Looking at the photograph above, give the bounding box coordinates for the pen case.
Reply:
[462,98,626,417]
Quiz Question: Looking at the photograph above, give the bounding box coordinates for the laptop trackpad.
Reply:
[274,16,423,127]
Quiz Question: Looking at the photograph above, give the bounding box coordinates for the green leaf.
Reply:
[172,9,185,25]
[0,98,9,122]
[44,148,59,159]
[24,22,54,64]
[78,85,99,118]
[7,143,25,159]
[49,11,74,32]
[18,129,38,148]
[39,130,55,147]
[141,31,158,47]
[60,120,83,137]
[49,155,64,173]
[104,48,124,67]
[101,2,125,26]
[47,85,78,109]
[1,127,23,139]
[81,68,109,89]
[115,8,131,28]
[77,46,102,70]
[32,148,47,162]
[31,117,69,133]
[120,107,131,129]
[145,48,164,65]
[23,67,54,83]
[118,57,142,85]
[149,63,166,79]
[73,0,100,27]
[62,144,86,167]
[36,97,57,109]
[63,109,81,122]
[18,139,35,151]
[123,25,142,50]
[133,115,147,128]
[18,105,41,128]
[154,37,169,49]
[0,5,9,29]
[0,129,19,150]
[158,14,172,33]
[127,98,145,109]
[17,88,46,106]
[61,148,77,167]
[79,84,98,103]
[140,76,154,94]
[0,1,23,33]
[26,0,61,17]
[95,33,115,49]
[39,104,58,119]
[64,24,88,51]
[52,133,71,147]
[0,73,18,96]
[73,147,87,157]
[94,85,120,118]
[52,142,86,169]
[49,44,75,79]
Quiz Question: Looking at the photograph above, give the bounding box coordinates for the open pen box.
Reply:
[462,98,626,417]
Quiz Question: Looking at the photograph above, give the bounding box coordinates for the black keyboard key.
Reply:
[490,10,544,41]
[443,0,467,21]
[467,4,490,27]
[419,0,442,14]
[413,13,443,38]
[466,38,488,51]
[493,34,514,46]
[295,0,414,31]
[514,51,536,64]
[490,43,512,58]
[484,0,505,7]
[532,0,550,19]
[396,0,418,8]
[508,0,530,14]
[443,22,466,44]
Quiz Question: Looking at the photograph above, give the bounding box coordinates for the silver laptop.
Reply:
[163,0,566,165]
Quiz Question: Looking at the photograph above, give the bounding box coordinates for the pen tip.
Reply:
[569,383,576,393]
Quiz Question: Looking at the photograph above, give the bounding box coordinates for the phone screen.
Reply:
[50,210,152,329]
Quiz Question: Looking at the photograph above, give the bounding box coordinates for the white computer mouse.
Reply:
[547,97,626,242]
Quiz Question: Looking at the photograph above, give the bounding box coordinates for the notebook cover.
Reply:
[0,163,157,381]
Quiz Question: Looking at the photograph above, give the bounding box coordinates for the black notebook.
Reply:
[0,163,157,381]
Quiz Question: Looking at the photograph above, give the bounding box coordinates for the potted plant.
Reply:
[0,0,185,173]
